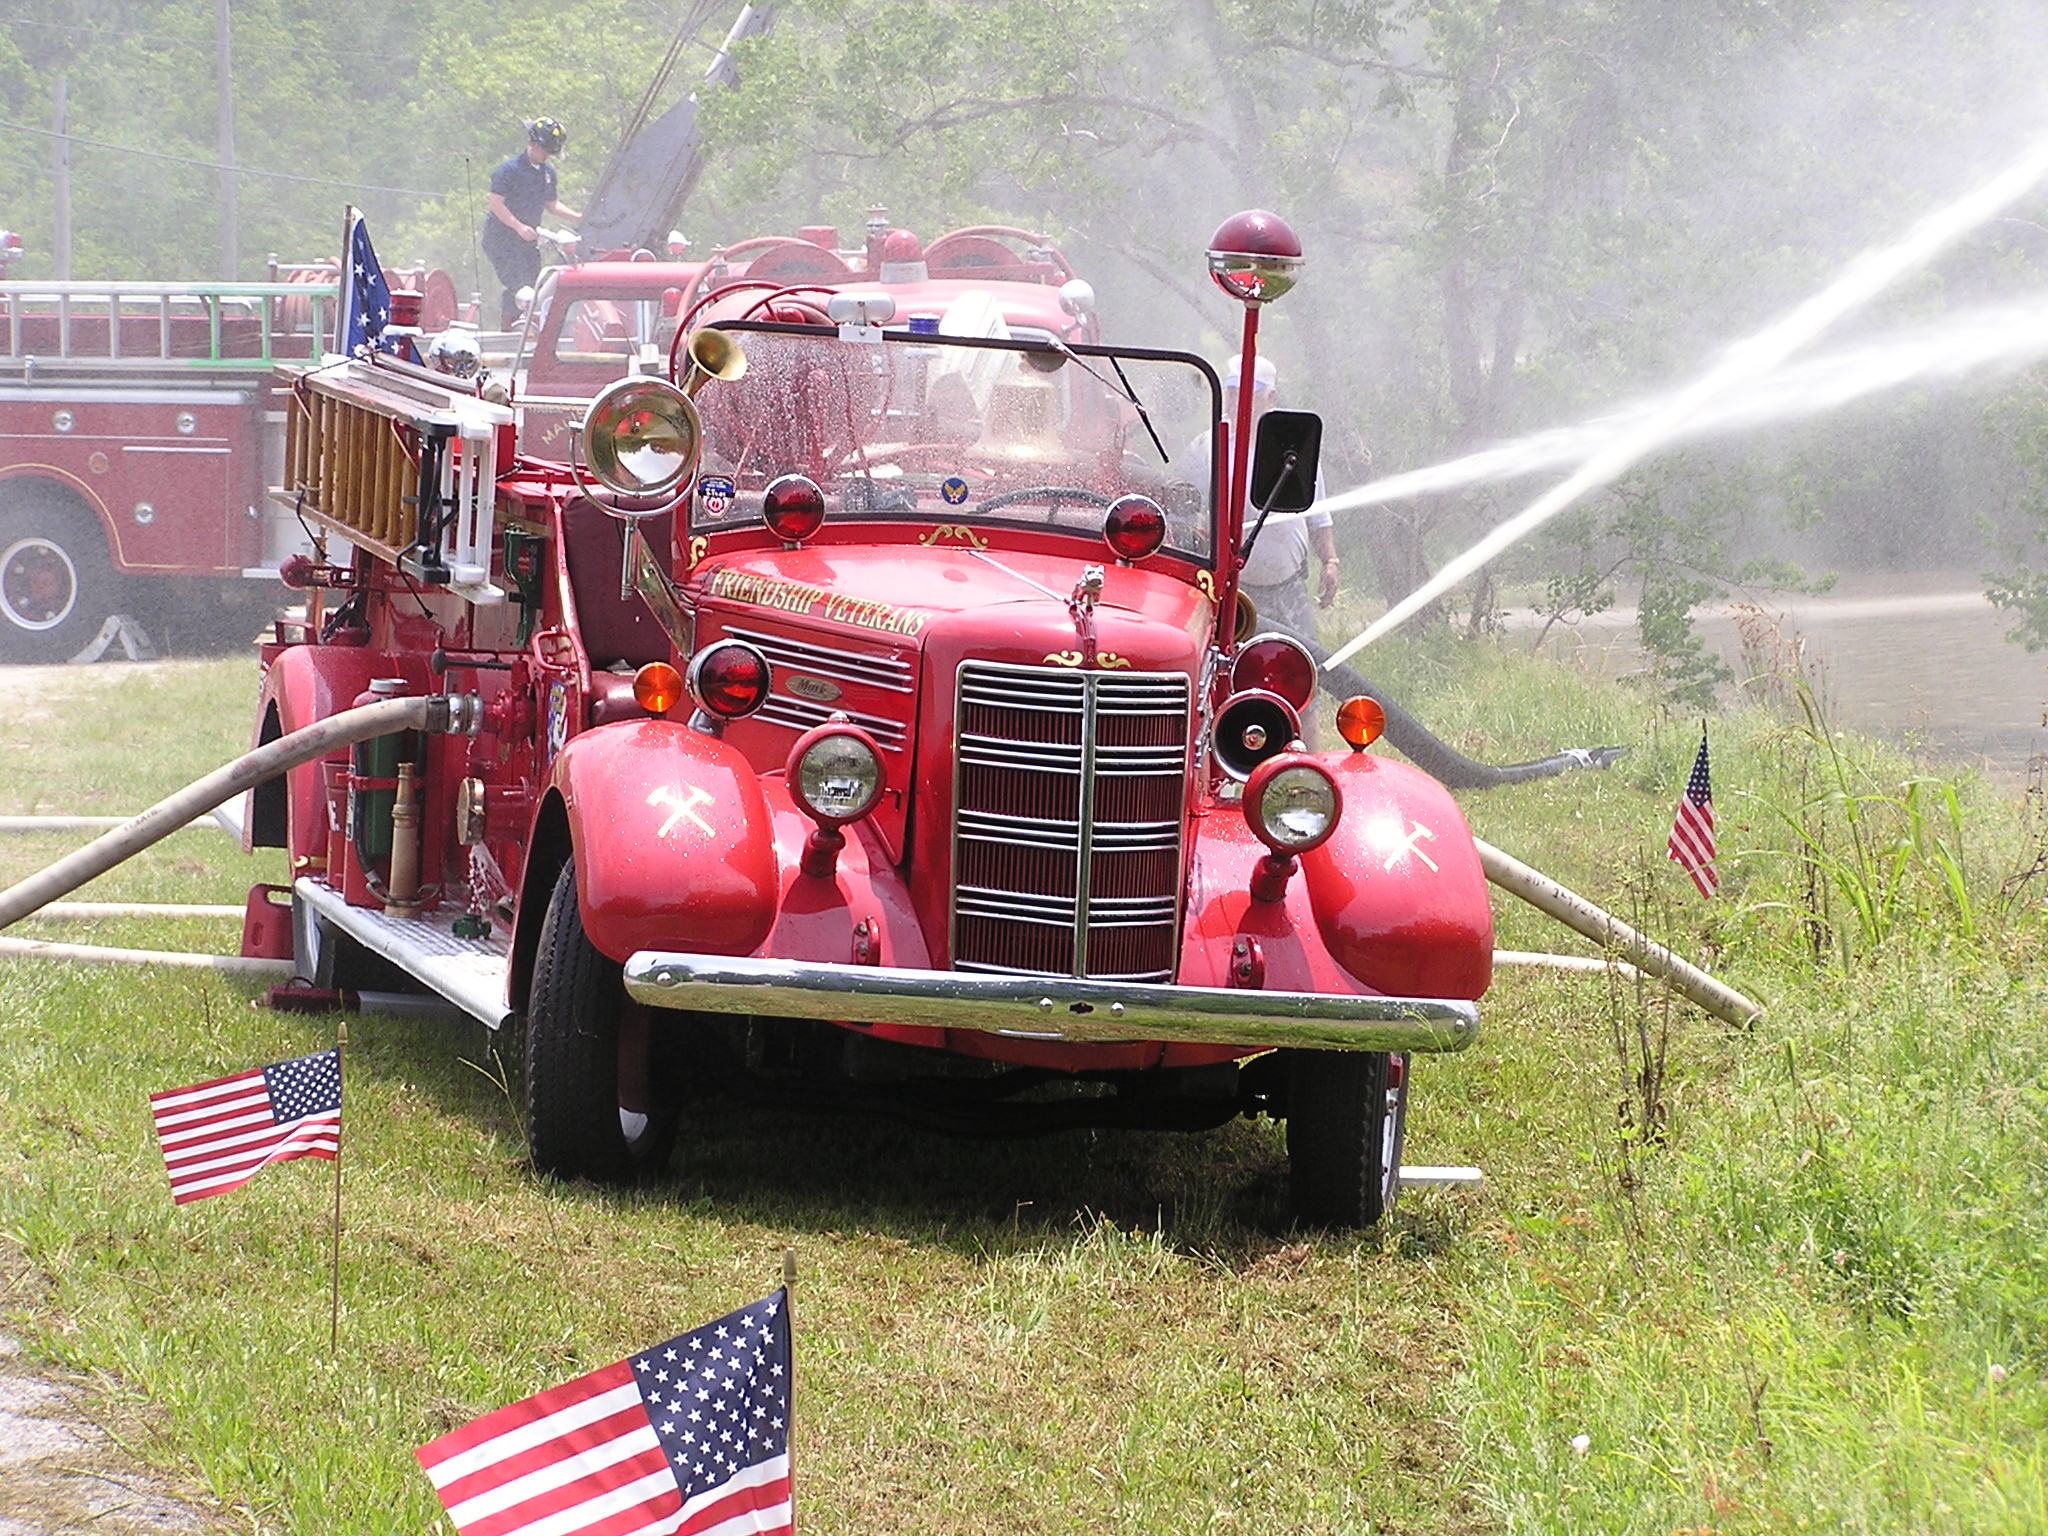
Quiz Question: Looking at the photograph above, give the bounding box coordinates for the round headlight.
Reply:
[787,724,884,826]
[1245,758,1341,854]
[581,376,701,499]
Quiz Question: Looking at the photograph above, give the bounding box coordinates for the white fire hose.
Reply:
[0,692,1756,1027]
[1476,838,1762,1026]
[0,694,473,934]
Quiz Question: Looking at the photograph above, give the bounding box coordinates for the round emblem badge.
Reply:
[940,476,970,506]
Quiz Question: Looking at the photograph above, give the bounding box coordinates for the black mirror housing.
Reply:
[1249,409,1322,514]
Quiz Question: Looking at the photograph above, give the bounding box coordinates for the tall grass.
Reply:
[1,651,2044,1533]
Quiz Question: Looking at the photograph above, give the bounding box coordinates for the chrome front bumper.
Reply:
[621,953,1479,1053]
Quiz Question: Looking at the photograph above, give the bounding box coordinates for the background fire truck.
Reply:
[0,231,473,664]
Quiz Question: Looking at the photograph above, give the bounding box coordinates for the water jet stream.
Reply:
[1317,296,2048,515]
[1324,134,2048,668]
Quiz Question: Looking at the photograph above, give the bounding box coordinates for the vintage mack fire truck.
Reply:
[242,208,1493,1228]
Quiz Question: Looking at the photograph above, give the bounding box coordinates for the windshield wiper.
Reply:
[1028,338,1170,466]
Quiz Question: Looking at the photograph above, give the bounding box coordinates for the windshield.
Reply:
[688,323,1221,563]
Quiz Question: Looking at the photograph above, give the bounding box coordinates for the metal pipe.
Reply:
[1476,837,1762,1026]
[0,695,474,933]
[0,816,221,833]
[29,902,244,920]
[1492,949,1644,980]
[0,934,290,977]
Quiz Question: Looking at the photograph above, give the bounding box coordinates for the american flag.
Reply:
[335,207,393,359]
[150,1049,341,1206]
[1667,730,1718,898]
[417,1290,793,1536]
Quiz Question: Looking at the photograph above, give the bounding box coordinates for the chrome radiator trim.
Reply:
[622,952,1479,1053]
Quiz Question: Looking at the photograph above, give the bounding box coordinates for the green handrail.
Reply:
[0,279,343,372]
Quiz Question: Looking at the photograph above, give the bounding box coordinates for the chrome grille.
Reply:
[951,662,1189,981]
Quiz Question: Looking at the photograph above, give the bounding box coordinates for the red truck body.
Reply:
[0,264,454,661]
[243,216,1492,1228]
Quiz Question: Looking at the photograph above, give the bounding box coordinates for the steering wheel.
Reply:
[977,485,1113,523]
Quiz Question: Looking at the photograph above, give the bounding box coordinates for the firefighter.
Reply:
[1227,355,1341,635]
[480,117,582,330]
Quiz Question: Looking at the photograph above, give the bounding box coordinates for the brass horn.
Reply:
[681,327,747,395]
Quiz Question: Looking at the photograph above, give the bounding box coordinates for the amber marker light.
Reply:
[1336,695,1387,751]
[632,660,685,715]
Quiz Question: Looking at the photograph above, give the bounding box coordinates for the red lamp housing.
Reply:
[686,639,772,719]
[1102,494,1167,562]
[1230,633,1318,713]
[762,474,828,543]
[1206,209,1304,306]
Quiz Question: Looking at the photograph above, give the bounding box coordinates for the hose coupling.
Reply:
[426,692,484,737]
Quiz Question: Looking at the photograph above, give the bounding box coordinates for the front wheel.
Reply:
[0,490,125,663]
[1284,1050,1407,1228]
[525,858,680,1182]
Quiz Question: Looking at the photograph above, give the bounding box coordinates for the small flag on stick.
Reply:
[150,1049,342,1205]
[1667,729,1718,897]
[416,1289,793,1536]
[335,206,394,359]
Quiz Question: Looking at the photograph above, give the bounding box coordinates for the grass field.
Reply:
[0,647,2043,1533]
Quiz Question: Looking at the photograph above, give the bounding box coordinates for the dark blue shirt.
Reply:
[482,151,556,251]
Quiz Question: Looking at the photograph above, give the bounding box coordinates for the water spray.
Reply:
[1317,296,2048,516]
[1325,133,2048,668]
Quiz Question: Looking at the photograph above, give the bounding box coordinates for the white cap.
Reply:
[1224,353,1277,392]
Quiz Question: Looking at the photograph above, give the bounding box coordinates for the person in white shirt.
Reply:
[1223,354,1340,635]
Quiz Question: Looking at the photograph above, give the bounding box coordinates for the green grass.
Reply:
[1,651,2044,1532]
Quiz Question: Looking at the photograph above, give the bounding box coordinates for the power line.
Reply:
[0,117,448,198]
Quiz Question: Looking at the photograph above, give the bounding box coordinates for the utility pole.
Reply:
[52,74,71,279]
[217,0,238,278]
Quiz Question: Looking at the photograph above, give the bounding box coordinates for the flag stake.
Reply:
[783,1246,798,1535]
[330,1018,346,1353]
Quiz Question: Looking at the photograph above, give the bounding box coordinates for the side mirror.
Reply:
[1249,408,1322,514]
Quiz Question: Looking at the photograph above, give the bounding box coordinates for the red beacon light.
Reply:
[1230,633,1318,712]
[1102,494,1166,562]
[762,474,827,544]
[1206,209,1304,307]
[878,229,928,284]
[686,639,772,721]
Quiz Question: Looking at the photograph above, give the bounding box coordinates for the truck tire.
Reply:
[525,857,679,1182]
[0,488,124,663]
[1284,1050,1407,1228]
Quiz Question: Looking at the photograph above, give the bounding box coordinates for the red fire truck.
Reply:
[241,208,1493,1228]
[0,247,458,663]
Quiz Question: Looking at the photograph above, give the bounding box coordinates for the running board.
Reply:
[293,878,512,1029]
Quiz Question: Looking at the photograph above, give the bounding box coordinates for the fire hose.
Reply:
[0,691,1758,1026]
[1476,838,1761,1026]
[0,694,476,935]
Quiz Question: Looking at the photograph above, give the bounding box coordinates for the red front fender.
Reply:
[1300,752,1494,1001]
[550,719,779,963]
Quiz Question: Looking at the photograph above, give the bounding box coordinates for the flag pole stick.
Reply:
[782,1246,797,1535]
[330,1018,346,1353]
